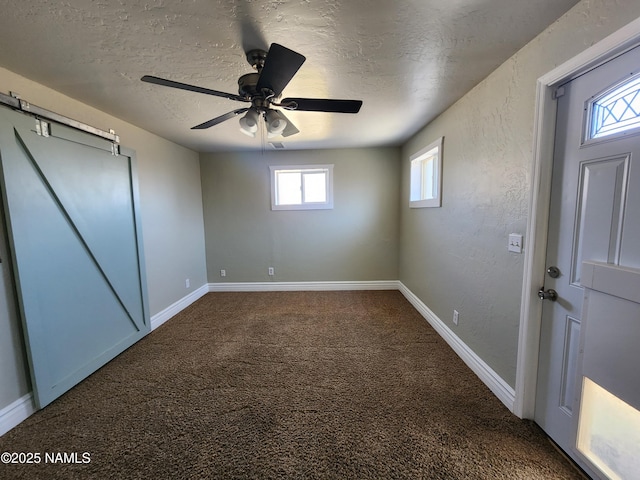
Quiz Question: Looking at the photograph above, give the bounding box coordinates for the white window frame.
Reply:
[410,137,443,208]
[269,164,334,211]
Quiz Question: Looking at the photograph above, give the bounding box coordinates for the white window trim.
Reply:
[409,136,443,208]
[269,164,334,211]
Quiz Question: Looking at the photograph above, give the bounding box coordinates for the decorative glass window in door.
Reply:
[588,74,640,141]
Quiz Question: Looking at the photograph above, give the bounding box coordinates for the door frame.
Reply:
[514,16,640,419]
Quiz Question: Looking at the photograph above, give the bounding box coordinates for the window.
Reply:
[577,377,640,480]
[587,74,640,142]
[270,165,334,210]
[410,137,443,208]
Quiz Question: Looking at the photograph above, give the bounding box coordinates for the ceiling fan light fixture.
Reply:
[239,108,260,136]
[265,109,288,137]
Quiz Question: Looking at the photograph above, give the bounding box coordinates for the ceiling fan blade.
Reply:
[256,43,306,97]
[141,75,249,103]
[191,108,249,130]
[281,98,363,114]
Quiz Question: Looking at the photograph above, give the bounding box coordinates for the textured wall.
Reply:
[0,208,30,407]
[200,148,400,283]
[399,0,640,387]
[0,66,208,410]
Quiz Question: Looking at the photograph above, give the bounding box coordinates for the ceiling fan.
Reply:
[141,43,363,139]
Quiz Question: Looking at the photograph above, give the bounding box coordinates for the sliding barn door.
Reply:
[0,107,149,408]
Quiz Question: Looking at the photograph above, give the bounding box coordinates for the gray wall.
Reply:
[0,208,30,407]
[0,66,207,411]
[200,148,400,283]
[399,0,640,387]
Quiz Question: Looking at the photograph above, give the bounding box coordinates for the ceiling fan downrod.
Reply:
[245,49,268,73]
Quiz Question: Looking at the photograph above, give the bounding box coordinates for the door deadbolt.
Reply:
[538,287,558,301]
[547,266,560,278]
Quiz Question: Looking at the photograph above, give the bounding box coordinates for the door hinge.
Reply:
[553,86,566,99]
[35,118,50,137]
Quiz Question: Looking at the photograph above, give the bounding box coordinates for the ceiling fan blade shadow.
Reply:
[256,44,305,97]
[240,19,268,53]
[282,98,363,114]
[236,0,268,52]
[191,108,249,130]
[141,75,249,103]
[278,111,299,137]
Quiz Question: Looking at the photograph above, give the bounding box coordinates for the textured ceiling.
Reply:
[0,0,581,152]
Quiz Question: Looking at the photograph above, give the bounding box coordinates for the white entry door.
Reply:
[534,43,640,474]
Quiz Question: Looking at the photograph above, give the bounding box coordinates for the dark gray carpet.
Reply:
[0,291,584,479]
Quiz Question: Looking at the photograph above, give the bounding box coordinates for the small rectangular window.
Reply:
[270,165,334,210]
[410,137,443,208]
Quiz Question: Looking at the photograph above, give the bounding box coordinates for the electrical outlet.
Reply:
[185,278,190,289]
[268,267,275,276]
[220,269,226,277]
[453,309,459,326]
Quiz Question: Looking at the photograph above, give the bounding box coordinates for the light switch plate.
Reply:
[508,233,523,253]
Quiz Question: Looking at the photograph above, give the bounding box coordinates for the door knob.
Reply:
[538,287,558,301]
[547,266,560,278]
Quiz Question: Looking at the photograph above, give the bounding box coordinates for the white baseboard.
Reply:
[398,283,516,412]
[208,280,401,292]
[150,284,209,331]
[0,393,36,437]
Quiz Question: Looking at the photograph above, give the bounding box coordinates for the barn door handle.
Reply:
[538,287,558,301]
